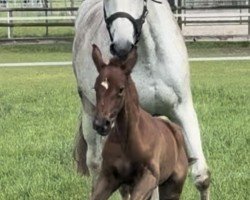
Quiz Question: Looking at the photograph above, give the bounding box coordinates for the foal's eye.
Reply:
[118,87,125,96]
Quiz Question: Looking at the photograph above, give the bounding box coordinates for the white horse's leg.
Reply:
[76,93,106,191]
[172,101,210,200]
[150,188,159,200]
[82,112,103,174]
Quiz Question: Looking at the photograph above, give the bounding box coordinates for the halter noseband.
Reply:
[103,0,148,45]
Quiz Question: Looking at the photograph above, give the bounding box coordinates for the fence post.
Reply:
[9,11,13,38]
[70,0,75,16]
[45,10,48,36]
[45,0,49,36]
[6,1,13,39]
[248,0,250,35]
[177,0,182,29]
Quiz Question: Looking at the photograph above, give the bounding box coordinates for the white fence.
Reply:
[1,56,250,68]
[1,12,250,39]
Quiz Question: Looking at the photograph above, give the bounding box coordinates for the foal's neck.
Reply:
[116,77,141,141]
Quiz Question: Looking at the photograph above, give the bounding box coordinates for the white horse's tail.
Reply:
[73,109,90,176]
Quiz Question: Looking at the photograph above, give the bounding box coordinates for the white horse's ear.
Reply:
[92,44,105,73]
[122,47,138,75]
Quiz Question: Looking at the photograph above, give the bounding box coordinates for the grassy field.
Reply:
[0,44,250,199]
[0,27,75,39]
[0,42,250,63]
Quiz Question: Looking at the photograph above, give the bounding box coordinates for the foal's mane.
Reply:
[108,57,125,67]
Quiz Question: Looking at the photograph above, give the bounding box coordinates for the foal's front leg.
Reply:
[130,168,158,200]
[91,172,120,200]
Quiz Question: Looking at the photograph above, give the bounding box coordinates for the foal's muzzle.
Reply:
[93,116,112,136]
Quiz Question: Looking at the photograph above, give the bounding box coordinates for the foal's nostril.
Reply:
[93,116,111,135]
[105,120,111,127]
[110,43,116,55]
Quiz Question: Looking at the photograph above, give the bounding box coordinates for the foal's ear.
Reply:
[92,44,105,73]
[122,47,138,75]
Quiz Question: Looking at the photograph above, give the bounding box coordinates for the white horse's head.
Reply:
[104,0,148,58]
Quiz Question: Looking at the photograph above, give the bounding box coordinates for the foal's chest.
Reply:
[103,143,146,183]
[110,157,145,183]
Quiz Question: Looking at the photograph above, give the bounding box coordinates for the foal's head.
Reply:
[92,44,138,136]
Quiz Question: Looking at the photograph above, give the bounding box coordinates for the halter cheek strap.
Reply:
[104,0,148,45]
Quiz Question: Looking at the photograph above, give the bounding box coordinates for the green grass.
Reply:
[0,44,72,63]
[187,41,250,58]
[1,42,250,63]
[0,27,74,39]
[0,44,250,199]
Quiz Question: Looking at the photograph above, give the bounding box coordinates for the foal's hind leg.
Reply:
[119,185,159,200]
[159,178,182,200]
[159,172,186,200]
[159,150,188,200]
[171,101,210,200]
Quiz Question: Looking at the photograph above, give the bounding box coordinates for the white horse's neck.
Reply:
[140,1,188,66]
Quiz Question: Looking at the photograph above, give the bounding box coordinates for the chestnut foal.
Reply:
[91,45,189,200]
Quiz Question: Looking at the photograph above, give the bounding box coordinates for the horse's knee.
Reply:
[193,169,211,200]
[194,169,211,191]
[86,155,101,174]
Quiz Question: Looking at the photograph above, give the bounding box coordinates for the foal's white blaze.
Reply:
[101,78,109,90]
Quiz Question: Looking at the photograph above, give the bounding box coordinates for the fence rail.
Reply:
[0,7,78,38]
[2,56,250,68]
[0,7,78,12]
[0,5,250,40]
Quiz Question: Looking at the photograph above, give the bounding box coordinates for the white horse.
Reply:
[72,0,210,199]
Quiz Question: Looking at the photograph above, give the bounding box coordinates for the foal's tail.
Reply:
[157,116,196,166]
[73,110,90,176]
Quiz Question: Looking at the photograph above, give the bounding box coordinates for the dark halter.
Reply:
[103,0,148,45]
